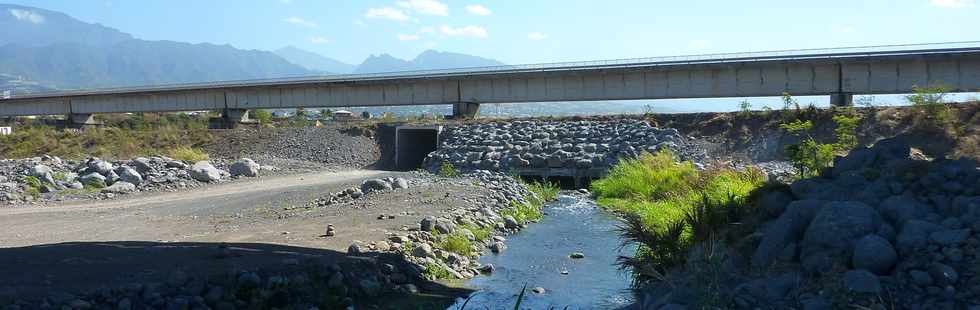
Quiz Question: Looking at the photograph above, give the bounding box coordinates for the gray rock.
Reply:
[928,263,958,286]
[879,195,930,227]
[801,201,879,268]
[347,242,366,256]
[131,157,153,174]
[896,220,942,252]
[101,181,136,194]
[86,158,114,176]
[909,270,932,286]
[503,215,520,229]
[852,235,897,275]
[420,216,435,232]
[929,229,970,246]
[360,179,392,194]
[569,252,585,259]
[78,172,107,188]
[434,218,456,234]
[115,166,143,185]
[29,164,55,185]
[412,243,433,258]
[843,269,881,294]
[759,190,795,216]
[392,177,409,189]
[752,200,827,268]
[490,241,506,254]
[188,161,221,182]
[229,158,260,177]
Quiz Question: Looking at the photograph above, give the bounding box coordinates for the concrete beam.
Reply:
[209,108,251,129]
[452,102,480,119]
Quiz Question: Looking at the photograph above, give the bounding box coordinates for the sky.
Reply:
[4,0,980,66]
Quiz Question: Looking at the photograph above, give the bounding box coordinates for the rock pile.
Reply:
[344,171,538,280]
[424,120,704,172]
[309,177,412,207]
[637,137,980,309]
[0,156,273,204]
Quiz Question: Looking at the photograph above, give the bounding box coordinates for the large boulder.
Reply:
[114,166,143,185]
[29,164,56,185]
[360,179,392,194]
[130,157,154,174]
[851,235,897,275]
[78,172,107,188]
[759,189,795,216]
[86,158,114,176]
[895,220,942,252]
[229,158,260,177]
[800,202,880,273]
[751,200,827,268]
[188,161,222,183]
[101,181,136,194]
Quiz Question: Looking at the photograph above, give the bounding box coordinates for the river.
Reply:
[448,194,634,309]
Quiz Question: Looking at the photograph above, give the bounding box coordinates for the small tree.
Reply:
[906,85,951,124]
[738,100,752,118]
[781,120,834,177]
[252,109,272,125]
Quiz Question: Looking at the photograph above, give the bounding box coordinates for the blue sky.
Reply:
[5,0,980,65]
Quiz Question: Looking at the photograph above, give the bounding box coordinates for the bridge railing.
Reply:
[5,41,980,100]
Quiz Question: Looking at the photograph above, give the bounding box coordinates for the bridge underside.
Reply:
[2,51,979,122]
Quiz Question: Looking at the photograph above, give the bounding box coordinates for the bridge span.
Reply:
[2,41,980,127]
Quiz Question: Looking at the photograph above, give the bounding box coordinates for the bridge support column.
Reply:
[452,102,480,119]
[210,109,250,129]
[830,93,853,107]
[67,113,101,128]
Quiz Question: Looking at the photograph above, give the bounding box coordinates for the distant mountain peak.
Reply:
[354,50,504,74]
[273,46,354,74]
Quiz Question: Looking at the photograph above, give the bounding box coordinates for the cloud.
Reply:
[396,0,449,16]
[283,16,317,28]
[9,9,44,24]
[465,4,491,16]
[439,25,487,38]
[527,32,547,40]
[930,0,974,7]
[365,7,410,21]
[397,34,421,41]
[687,39,710,50]
[310,36,330,44]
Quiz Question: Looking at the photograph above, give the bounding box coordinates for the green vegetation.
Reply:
[422,262,454,280]
[906,85,951,124]
[436,232,475,256]
[252,109,272,125]
[777,94,862,177]
[591,150,765,285]
[459,223,492,241]
[168,146,210,162]
[437,161,458,177]
[0,114,213,160]
[20,175,43,199]
[738,100,752,117]
[499,180,559,224]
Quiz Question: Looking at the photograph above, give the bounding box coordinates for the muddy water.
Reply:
[448,195,634,309]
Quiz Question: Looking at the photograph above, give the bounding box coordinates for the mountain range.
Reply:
[0,3,505,92]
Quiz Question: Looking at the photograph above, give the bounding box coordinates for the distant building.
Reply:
[332,110,355,121]
[272,110,291,119]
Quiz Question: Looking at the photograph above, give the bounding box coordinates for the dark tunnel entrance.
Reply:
[395,126,441,171]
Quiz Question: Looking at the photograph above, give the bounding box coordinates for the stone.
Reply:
[490,241,506,254]
[29,164,55,185]
[115,166,143,185]
[909,270,933,286]
[503,215,520,229]
[229,158,260,177]
[569,252,585,259]
[86,158,114,176]
[879,195,930,227]
[928,263,958,286]
[531,287,546,294]
[477,264,495,274]
[752,200,827,268]
[843,269,881,294]
[759,189,795,216]
[101,181,136,194]
[413,243,433,258]
[801,201,879,268]
[131,157,153,174]
[852,235,898,275]
[392,177,409,189]
[347,242,366,256]
[420,216,435,232]
[929,229,970,246]
[434,218,456,234]
[188,161,221,182]
[360,179,392,194]
[896,220,942,252]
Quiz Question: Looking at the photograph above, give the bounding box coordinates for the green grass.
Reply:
[458,223,492,241]
[437,161,458,177]
[0,121,212,160]
[168,146,210,162]
[498,180,560,225]
[436,232,475,256]
[591,150,766,285]
[422,262,454,280]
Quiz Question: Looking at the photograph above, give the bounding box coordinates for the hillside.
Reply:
[353,50,505,73]
[274,46,355,74]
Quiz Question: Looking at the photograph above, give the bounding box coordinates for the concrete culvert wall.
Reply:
[395,126,441,171]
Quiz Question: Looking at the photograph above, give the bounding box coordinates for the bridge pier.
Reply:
[830,93,853,107]
[67,113,101,128]
[452,102,480,119]
[210,109,251,129]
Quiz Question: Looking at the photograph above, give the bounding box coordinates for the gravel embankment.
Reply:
[204,126,380,171]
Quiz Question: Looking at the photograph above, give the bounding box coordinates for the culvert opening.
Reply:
[395,126,441,171]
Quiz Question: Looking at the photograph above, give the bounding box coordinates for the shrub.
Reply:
[436,232,475,256]
[459,223,492,241]
[422,262,453,280]
[437,161,458,177]
[591,151,697,201]
[738,100,752,118]
[252,109,272,125]
[500,200,544,224]
[168,146,209,162]
[906,85,951,124]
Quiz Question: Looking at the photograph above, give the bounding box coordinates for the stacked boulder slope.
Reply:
[639,137,980,309]
[424,120,704,172]
[0,156,271,203]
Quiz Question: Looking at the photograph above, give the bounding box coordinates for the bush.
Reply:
[591,150,764,285]
[437,161,458,177]
[252,109,272,125]
[906,85,951,124]
[422,262,453,280]
[436,232,475,256]
[499,180,559,224]
[168,146,209,162]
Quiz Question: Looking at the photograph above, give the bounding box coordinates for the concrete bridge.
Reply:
[2,41,980,127]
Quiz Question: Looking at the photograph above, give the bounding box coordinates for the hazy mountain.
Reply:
[0,4,312,90]
[0,4,132,48]
[353,50,505,73]
[274,46,355,74]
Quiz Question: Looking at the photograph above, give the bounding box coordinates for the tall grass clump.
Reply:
[168,146,210,162]
[591,150,765,286]
[499,180,559,225]
[436,232,475,256]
